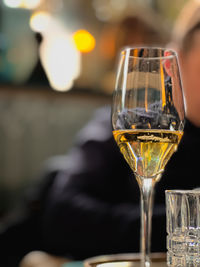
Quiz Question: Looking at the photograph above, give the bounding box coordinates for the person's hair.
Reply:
[172,1,200,53]
[181,22,200,52]
[116,16,168,49]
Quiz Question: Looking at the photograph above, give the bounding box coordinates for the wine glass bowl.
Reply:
[112,47,185,266]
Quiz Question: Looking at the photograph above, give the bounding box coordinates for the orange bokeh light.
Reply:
[73,29,96,53]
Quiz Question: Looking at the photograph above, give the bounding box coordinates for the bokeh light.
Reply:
[40,30,81,92]
[3,0,21,8]
[30,11,51,33]
[23,0,42,9]
[73,29,96,53]
[3,0,41,9]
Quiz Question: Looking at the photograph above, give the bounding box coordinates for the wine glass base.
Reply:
[84,253,167,267]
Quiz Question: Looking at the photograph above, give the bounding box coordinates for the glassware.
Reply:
[166,189,200,267]
[112,47,185,266]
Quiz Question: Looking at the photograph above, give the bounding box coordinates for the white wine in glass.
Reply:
[112,47,185,267]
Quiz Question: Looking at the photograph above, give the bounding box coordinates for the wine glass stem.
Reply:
[137,177,155,267]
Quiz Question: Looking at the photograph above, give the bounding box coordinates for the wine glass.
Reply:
[112,47,185,267]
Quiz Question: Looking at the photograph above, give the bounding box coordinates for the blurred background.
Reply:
[0,0,190,217]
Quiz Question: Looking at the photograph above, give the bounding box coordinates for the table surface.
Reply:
[20,251,167,267]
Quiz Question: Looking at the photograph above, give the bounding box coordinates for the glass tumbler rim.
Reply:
[165,189,200,195]
[120,46,178,60]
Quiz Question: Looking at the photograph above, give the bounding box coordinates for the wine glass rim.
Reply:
[120,46,177,60]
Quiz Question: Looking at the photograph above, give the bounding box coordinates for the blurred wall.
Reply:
[0,87,110,215]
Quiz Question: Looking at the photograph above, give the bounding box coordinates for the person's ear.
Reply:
[164,50,173,77]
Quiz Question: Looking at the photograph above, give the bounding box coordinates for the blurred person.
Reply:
[171,0,200,127]
[99,6,169,93]
[156,0,200,196]
[0,4,197,266]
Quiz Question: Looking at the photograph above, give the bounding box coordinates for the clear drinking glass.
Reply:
[112,47,185,266]
[166,189,200,267]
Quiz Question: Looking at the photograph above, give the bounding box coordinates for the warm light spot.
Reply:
[3,0,41,9]
[73,29,96,53]
[30,11,51,33]
[40,33,81,92]
[23,0,41,9]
